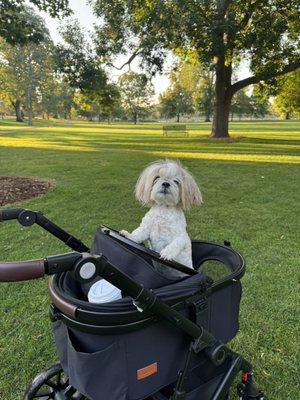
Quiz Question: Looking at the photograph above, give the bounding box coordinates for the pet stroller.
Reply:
[0,208,264,400]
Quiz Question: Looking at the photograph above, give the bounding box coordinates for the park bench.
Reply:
[162,124,189,137]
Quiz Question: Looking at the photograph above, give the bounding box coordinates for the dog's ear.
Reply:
[135,163,159,205]
[181,169,202,210]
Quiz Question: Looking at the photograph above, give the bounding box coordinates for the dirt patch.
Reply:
[0,176,53,206]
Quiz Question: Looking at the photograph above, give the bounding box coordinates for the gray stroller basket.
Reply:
[0,208,264,400]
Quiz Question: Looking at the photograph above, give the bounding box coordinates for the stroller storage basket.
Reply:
[50,228,243,400]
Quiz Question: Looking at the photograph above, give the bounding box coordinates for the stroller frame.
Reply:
[0,208,264,400]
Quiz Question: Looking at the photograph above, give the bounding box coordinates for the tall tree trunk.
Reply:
[211,57,232,138]
[177,113,180,122]
[285,111,290,120]
[25,49,34,126]
[27,93,33,126]
[133,111,137,124]
[12,99,23,122]
[211,88,232,137]
[210,0,235,138]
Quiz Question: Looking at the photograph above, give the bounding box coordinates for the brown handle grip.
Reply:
[0,259,45,282]
[48,277,77,319]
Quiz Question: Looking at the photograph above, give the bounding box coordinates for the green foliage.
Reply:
[159,86,194,121]
[0,12,54,123]
[0,0,71,44]
[73,83,121,121]
[249,94,270,119]
[96,83,122,121]
[56,20,107,93]
[118,72,154,122]
[230,89,270,119]
[231,90,252,118]
[273,70,300,118]
[55,19,123,121]
[93,0,299,79]
[93,0,300,136]
[38,80,75,119]
[171,59,215,120]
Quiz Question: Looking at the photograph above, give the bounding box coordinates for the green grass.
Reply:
[0,118,299,399]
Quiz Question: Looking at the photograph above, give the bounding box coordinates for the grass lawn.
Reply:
[0,119,299,399]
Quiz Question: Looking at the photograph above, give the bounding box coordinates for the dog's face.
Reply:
[135,160,202,209]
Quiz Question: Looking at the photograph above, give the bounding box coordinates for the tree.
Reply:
[0,10,54,124]
[55,20,107,93]
[273,70,300,119]
[192,67,215,122]
[93,0,300,138]
[73,91,99,121]
[230,89,252,120]
[169,59,215,121]
[72,84,121,122]
[249,93,270,119]
[56,20,123,122]
[159,86,194,122]
[118,72,154,124]
[95,83,121,122]
[38,79,75,119]
[0,0,71,45]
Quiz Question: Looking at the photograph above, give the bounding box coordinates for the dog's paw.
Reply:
[160,246,176,261]
[120,230,130,238]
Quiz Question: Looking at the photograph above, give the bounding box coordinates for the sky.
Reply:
[35,0,250,96]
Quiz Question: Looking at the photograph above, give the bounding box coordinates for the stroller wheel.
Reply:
[24,363,87,400]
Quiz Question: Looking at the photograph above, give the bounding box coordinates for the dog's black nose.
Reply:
[162,182,170,188]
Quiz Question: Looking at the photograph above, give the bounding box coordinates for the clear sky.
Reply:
[35,0,250,96]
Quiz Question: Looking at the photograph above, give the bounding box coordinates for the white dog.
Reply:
[121,160,202,278]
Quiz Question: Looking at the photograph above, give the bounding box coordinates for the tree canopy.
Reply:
[0,9,53,124]
[273,70,300,118]
[56,20,107,92]
[0,0,71,44]
[119,72,154,123]
[93,0,300,137]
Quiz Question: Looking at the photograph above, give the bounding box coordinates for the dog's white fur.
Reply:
[120,160,202,273]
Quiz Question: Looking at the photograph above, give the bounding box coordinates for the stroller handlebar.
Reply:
[0,259,46,282]
[0,208,23,222]
[0,208,89,252]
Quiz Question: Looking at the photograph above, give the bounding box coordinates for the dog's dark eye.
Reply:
[174,179,180,185]
[153,175,160,183]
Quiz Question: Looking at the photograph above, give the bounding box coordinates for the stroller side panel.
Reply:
[53,318,190,400]
[208,282,242,343]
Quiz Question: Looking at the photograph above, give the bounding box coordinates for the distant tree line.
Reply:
[0,3,299,126]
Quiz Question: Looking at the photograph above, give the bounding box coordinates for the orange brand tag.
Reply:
[137,362,158,380]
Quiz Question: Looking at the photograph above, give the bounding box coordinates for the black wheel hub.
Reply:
[24,363,87,400]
